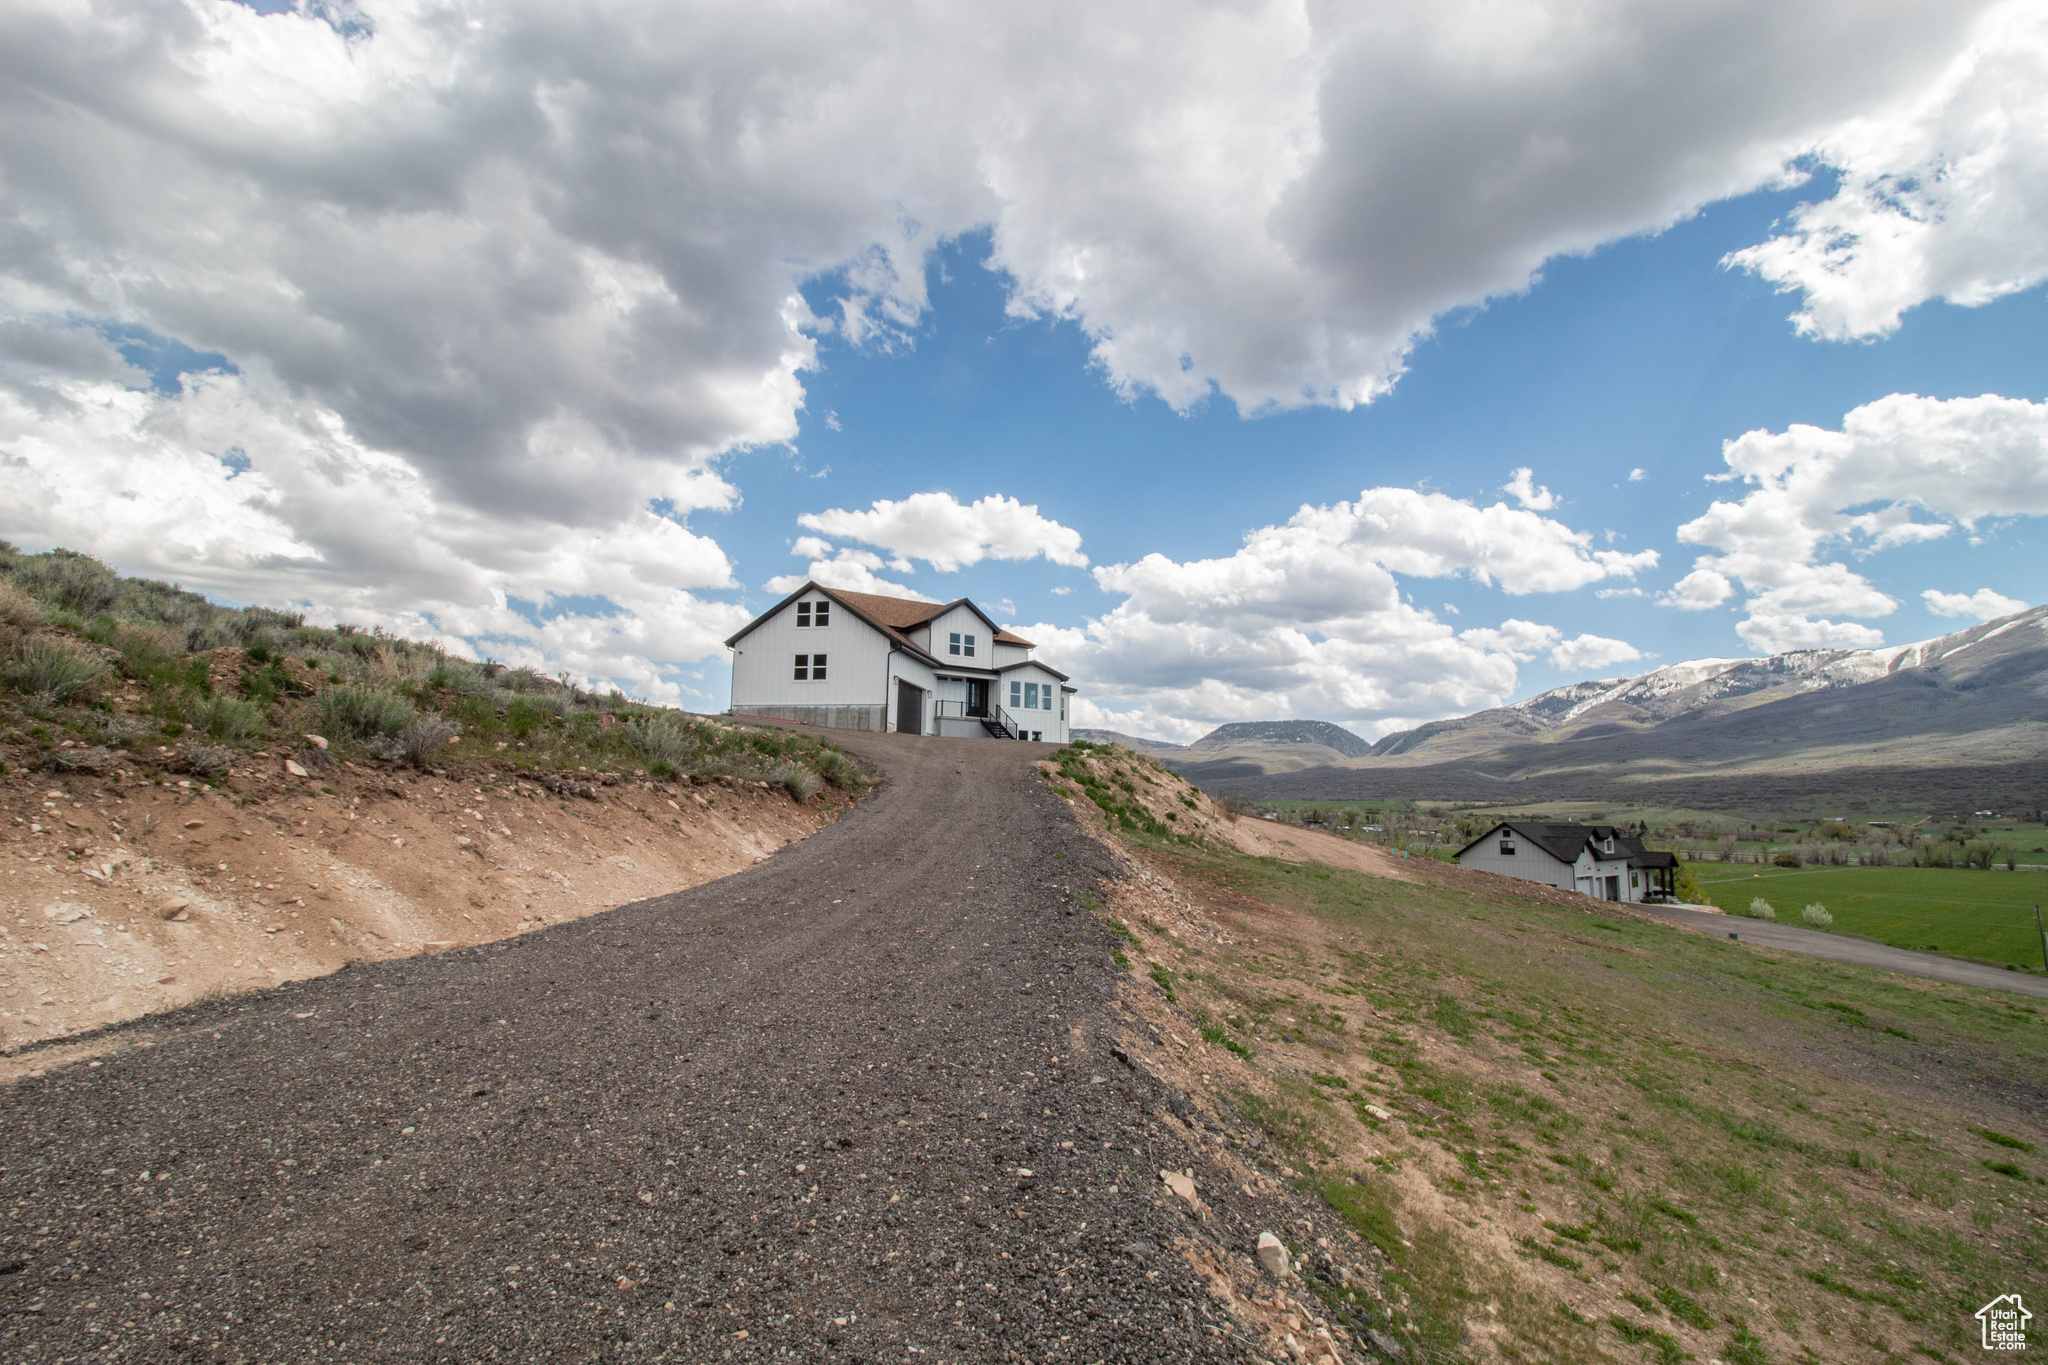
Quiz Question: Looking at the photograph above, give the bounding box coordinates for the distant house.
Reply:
[1452,822,1677,903]
[725,582,1074,742]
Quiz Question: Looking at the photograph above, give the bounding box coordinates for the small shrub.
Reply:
[4,639,110,703]
[814,749,863,791]
[317,685,416,743]
[625,717,696,768]
[181,740,235,775]
[770,763,821,803]
[49,745,113,772]
[426,658,494,697]
[0,581,41,632]
[1747,897,1777,921]
[397,714,459,768]
[504,694,562,736]
[190,694,267,741]
[1801,902,1832,928]
[1771,851,1801,868]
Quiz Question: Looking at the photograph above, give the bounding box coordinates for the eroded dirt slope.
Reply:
[2,755,848,1059]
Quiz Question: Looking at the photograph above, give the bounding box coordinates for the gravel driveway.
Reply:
[1,732,1255,1363]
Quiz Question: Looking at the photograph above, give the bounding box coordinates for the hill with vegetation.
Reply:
[0,544,869,1048]
[1176,606,2048,817]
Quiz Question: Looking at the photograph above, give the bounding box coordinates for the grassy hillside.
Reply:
[0,544,864,797]
[1061,745,2047,1364]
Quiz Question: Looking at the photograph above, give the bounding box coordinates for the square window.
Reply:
[948,632,961,656]
[1500,840,1515,855]
[811,653,827,681]
[963,633,976,657]
[792,653,809,681]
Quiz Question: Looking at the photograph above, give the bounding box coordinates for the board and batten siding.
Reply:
[730,592,895,710]
[991,642,1031,668]
[1001,663,1070,743]
[1456,827,1575,891]
[920,605,994,664]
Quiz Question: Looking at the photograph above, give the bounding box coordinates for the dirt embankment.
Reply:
[1,756,850,1059]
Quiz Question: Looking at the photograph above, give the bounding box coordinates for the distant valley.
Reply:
[1116,607,2048,817]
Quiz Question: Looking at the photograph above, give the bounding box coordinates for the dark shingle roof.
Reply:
[1455,821,1656,865]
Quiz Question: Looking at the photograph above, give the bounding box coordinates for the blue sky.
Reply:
[3,0,2046,739]
[718,184,2045,728]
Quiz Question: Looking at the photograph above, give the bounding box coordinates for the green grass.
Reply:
[1695,863,2048,968]
[1108,834,2048,1364]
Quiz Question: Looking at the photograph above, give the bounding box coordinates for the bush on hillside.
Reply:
[318,685,416,744]
[4,638,110,703]
[396,714,459,769]
[771,762,821,804]
[1802,903,1833,928]
[624,716,696,772]
[190,694,268,742]
[1747,897,1777,921]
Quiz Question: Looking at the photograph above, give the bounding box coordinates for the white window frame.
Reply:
[793,652,827,681]
[962,633,976,658]
[1008,680,1021,708]
[948,632,961,656]
[796,600,830,629]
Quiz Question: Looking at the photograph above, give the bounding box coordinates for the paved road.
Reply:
[0,733,1257,1364]
[1640,904,2048,1000]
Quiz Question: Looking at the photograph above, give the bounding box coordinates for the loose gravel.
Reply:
[1,732,1257,1363]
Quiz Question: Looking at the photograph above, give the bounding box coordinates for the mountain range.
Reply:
[1153,606,2048,817]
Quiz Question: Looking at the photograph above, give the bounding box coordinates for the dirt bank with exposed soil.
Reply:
[2,754,852,1061]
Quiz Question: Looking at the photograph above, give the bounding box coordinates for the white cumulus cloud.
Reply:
[1922,587,2029,619]
[1023,486,1652,736]
[0,369,747,701]
[796,493,1086,572]
[1670,391,2048,651]
[1728,4,2048,340]
[0,0,2037,692]
[1503,468,1559,511]
[1549,633,1644,673]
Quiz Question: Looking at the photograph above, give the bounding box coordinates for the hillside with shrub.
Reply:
[0,545,869,1054]
[0,544,862,796]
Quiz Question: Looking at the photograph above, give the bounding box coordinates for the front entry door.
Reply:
[965,679,989,718]
[895,678,924,735]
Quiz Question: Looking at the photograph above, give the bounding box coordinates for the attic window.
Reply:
[796,600,829,628]
[1602,838,1614,854]
[1499,838,1516,856]
[948,631,975,657]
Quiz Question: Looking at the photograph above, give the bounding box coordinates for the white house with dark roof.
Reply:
[1452,821,1677,902]
[724,582,1075,742]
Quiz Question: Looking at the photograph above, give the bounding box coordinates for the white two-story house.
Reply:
[725,583,1076,742]
[1452,822,1677,902]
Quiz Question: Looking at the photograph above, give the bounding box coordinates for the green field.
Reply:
[1695,863,2048,968]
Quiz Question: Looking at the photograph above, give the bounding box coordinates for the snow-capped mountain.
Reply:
[1366,605,2048,763]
